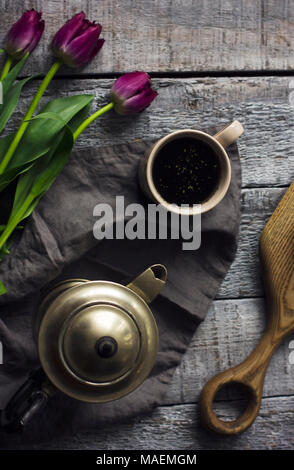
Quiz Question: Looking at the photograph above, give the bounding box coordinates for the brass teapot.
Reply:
[1,264,167,430]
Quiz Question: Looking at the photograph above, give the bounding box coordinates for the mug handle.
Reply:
[213,120,244,148]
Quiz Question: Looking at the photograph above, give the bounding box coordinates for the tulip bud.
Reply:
[110,71,158,115]
[51,12,105,68]
[5,9,44,60]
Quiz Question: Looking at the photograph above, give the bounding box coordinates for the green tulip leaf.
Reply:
[0,161,35,193]
[12,112,72,216]
[67,100,92,133]
[0,133,36,192]
[13,104,93,213]
[0,94,94,191]
[8,94,93,169]
[0,99,95,255]
[0,223,9,268]
[27,111,68,127]
[1,54,29,97]
[4,124,74,242]
[0,75,35,134]
[0,280,7,294]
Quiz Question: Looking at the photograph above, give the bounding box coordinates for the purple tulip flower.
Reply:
[5,9,45,59]
[110,71,158,115]
[51,11,105,68]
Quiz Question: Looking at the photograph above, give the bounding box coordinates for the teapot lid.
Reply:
[62,304,141,383]
[38,280,159,403]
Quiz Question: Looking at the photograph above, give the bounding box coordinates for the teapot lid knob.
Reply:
[96,336,118,358]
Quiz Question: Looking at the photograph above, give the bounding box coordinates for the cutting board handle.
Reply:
[199,329,279,435]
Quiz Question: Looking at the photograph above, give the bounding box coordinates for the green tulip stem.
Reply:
[73,102,114,142]
[0,60,62,175]
[0,56,13,81]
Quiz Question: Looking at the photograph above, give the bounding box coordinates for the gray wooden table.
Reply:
[1,0,294,450]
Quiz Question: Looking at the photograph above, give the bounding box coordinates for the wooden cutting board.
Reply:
[199,181,294,435]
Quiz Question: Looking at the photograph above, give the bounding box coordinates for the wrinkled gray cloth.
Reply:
[0,129,241,445]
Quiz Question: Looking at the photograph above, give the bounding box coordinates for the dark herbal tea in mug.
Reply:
[152,137,221,205]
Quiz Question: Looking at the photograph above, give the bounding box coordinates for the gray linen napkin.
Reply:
[0,129,241,444]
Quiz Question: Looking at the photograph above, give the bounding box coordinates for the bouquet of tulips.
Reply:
[0,10,158,294]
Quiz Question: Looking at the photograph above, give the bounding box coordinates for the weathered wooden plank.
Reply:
[5,397,294,450]
[3,76,294,188]
[218,187,285,299]
[1,0,294,74]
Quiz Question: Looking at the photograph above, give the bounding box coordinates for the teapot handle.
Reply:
[0,368,54,432]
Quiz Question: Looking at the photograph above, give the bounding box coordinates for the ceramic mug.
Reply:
[138,120,244,215]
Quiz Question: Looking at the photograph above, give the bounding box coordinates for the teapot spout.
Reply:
[127,264,167,304]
